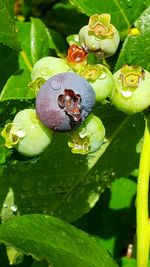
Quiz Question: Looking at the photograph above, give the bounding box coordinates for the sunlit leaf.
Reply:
[0,0,20,50]
[0,214,118,267]
[115,6,150,71]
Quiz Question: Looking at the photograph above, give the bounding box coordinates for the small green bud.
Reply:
[79,14,120,58]
[109,64,150,114]
[31,56,72,81]
[1,109,53,157]
[68,114,105,155]
[80,64,114,101]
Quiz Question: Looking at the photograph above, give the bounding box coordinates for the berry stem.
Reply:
[137,115,150,267]
[20,50,32,72]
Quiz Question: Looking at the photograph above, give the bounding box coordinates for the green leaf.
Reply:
[31,261,49,267]
[46,28,67,57]
[53,109,143,222]
[144,0,150,7]
[0,214,118,267]
[17,21,32,70]
[69,0,145,38]
[17,19,66,70]
[0,44,18,91]
[18,19,49,70]
[30,18,50,65]
[0,0,20,50]
[0,70,35,101]
[75,176,137,258]
[1,187,18,223]
[3,0,14,17]
[44,2,88,37]
[0,105,144,222]
[120,259,150,267]
[18,18,50,70]
[120,258,136,267]
[0,147,5,164]
[0,100,34,127]
[0,134,11,165]
[115,6,150,71]
[109,177,137,210]
[0,244,9,266]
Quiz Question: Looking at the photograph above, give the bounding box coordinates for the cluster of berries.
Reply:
[2,14,150,157]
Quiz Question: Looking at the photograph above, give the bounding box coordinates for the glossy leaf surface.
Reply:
[0,214,118,267]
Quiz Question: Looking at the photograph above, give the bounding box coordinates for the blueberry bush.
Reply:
[0,0,150,266]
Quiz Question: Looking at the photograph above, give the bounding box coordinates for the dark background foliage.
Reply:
[0,0,150,266]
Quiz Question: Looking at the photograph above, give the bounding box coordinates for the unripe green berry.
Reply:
[80,64,114,101]
[14,109,53,157]
[31,56,72,81]
[109,65,150,114]
[79,14,120,58]
[68,114,105,155]
[1,109,53,157]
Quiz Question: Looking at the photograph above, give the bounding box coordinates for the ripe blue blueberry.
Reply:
[35,72,96,131]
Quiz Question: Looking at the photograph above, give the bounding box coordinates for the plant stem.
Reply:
[137,115,150,267]
[20,50,32,72]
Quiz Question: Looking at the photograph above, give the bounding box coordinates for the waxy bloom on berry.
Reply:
[36,72,96,131]
[110,64,150,114]
[1,109,53,157]
[68,114,106,155]
[79,13,120,58]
